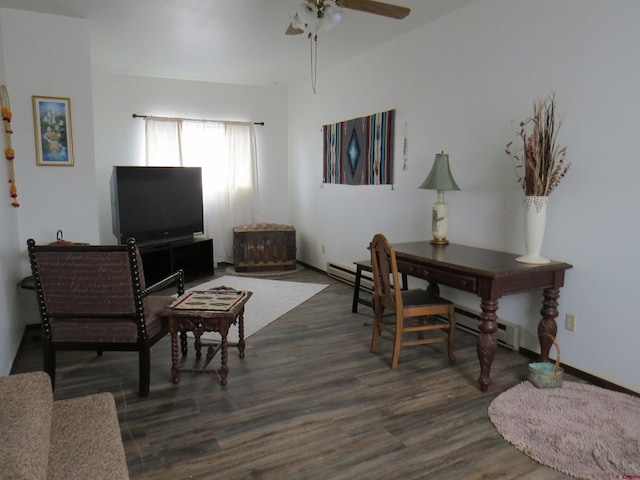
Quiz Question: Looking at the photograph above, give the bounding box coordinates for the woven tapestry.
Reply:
[323,109,395,185]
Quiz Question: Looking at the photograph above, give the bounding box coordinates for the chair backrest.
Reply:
[369,233,403,312]
[27,238,149,338]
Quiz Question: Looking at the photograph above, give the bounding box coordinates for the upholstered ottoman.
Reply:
[233,223,296,272]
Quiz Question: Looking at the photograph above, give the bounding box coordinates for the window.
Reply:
[145,116,259,264]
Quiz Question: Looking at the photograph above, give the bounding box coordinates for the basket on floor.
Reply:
[528,334,563,388]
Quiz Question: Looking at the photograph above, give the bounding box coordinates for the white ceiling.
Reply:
[0,0,476,87]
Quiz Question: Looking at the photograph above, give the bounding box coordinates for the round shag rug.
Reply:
[488,381,640,480]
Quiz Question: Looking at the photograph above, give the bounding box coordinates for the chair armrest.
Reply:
[142,269,185,297]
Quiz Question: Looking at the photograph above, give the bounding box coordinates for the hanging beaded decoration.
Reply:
[402,121,408,171]
[1,85,18,207]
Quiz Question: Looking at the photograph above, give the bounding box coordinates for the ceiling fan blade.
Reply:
[337,0,410,19]
[286,23,304,35]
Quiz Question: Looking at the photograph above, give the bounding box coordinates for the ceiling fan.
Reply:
[286,0,411,36]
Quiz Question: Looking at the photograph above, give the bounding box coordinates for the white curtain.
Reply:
[145,116,259,264]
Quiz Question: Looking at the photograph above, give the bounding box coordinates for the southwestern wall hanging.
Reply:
[323,109,395,185]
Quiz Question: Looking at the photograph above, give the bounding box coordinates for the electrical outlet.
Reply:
[321,244,325,254]
[565,313,577,332]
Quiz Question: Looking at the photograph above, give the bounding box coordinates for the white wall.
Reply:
[91,72,290,244]
[2,9,99,248]
[0,10,23,374]
[288,0,640,393]
[0,8,98,374]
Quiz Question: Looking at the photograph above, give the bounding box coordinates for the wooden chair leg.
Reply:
[390,318,403,369]
[370,300,383,353]
[447,307,456,364]
[352,264,364,313]
[43,342,56,390]
[417,317,426,340]
[138,347,151,397]
[370,314,381,353]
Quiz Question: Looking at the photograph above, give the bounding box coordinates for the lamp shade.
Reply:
[418,153,460,191]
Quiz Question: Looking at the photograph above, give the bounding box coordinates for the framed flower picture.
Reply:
[32,96,74,166]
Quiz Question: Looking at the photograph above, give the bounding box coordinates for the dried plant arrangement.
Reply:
[505,93,570,196]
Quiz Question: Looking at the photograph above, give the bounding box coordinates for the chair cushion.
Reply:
[0,372,53,480]
[48,295,173,343]
[50,319,140,343]
[48,392,129,480]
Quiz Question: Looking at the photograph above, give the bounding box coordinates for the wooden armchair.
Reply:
[369,233,456,368]
[27,237,184,397]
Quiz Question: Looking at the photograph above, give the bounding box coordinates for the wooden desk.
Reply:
[391,241,572,392]
[165,287,252,386]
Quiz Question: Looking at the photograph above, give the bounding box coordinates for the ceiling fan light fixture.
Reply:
[291,12,307,30]
[286,0,412,36]
[291,1,343,36]
[322,5,342,26]
[286,0,412,93]
[314,12,341,33]
[296,2,316,25]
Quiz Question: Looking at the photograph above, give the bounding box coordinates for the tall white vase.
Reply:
[516,196,551,264]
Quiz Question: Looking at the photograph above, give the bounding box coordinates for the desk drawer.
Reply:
[397,261,477,293]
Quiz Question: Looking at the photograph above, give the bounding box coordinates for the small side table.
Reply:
[164,286,252,386]
[352,260,408,313]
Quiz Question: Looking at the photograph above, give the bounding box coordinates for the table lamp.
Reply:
[418,152,460,245]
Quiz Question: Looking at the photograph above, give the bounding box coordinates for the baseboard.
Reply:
[297,261,325,275]
[519,347,638,397]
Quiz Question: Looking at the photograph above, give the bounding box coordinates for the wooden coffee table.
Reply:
[164,286,252,386]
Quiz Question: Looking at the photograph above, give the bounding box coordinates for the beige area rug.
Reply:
[185,275,328,343]
[488,381,640,480]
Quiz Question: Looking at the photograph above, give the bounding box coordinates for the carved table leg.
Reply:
[194,331,202,359]
[538,287,560,362]
[237,311,246,359]
[477,299,499,392]
[180,331,188,357]
[426,282,440,296]
[220,335,229,386]
[170,331,180,384]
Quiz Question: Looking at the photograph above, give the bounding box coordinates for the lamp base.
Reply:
[430,238,449,245]
[515,254,550,264]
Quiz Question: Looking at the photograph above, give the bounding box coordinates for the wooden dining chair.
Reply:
[369,233,456,368]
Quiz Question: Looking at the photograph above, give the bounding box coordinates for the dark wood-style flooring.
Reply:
[12,266,577,479]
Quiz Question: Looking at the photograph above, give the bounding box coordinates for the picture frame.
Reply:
[32,96,74,166]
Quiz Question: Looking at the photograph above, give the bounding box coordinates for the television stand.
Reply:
[138,237,214,284]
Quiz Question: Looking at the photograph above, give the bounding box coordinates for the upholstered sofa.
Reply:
[0,371,129,480]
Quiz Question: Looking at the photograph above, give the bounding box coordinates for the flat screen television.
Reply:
[111,166,204,245]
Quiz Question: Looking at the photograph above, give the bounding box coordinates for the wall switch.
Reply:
[565,313,577,332]
[321,244,325,254]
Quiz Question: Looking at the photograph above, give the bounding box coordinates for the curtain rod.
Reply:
[132,114,264,126]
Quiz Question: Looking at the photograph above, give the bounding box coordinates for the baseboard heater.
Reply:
[327,260,521,351]
[453,305,520,351]
[327,261,374,291]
